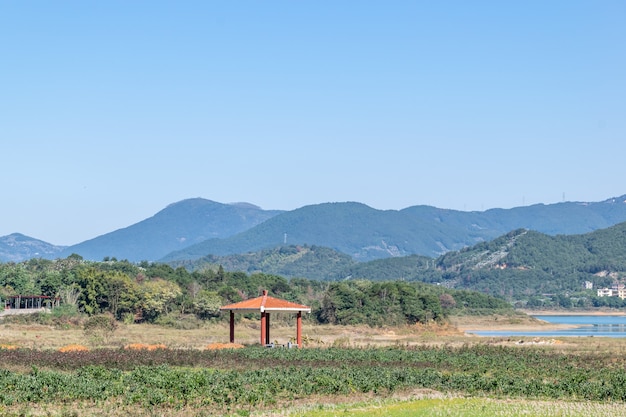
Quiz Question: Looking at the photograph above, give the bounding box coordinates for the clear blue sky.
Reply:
[1,1,625,245]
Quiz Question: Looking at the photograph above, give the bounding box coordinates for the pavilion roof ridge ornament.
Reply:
[260,289,268,313]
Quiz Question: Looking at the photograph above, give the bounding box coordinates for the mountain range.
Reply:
[2,195,626,263]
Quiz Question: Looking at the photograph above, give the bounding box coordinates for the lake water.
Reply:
[468,315,626,338]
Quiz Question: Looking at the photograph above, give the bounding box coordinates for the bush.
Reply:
[52,304,79,318]
[154,313,203,330]
[83,314,118,344]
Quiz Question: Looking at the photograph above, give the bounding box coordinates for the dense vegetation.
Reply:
[176,222,626,308]
[0,257,512,327]
[171,245,356,280]
[5,220,626,323]
[1,345,626,415]
[435,224,626,307]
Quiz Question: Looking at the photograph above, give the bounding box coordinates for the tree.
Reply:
[75,267,106,315]
[439,293,457,309]
[39,271,62,297]
[193,290,222,319]
[138,278,182,321]
[420,293,444,321]
[216,265,225,283]
[317,292,338,324]
[3,266,36,295]
[104,272,138,319]
[218,286,243,304]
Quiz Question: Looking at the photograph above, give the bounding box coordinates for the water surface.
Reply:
[468,315,626,338]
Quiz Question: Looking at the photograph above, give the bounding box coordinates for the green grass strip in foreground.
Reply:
[298,398,626,417]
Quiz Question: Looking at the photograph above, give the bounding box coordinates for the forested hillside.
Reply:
[172,246,439,282]
[161,196,626,262]
[170,245,356,280]
[432,222,626,307]
[171,222,626,309]
[0,257,512,328]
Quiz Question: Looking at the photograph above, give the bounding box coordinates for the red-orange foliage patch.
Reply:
[58,344,89,352]
[0,344,18,350]
[205,342,245,350]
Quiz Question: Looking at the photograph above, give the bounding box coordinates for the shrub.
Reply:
[52,304,79,318]
[83,314,118,343]
[154,313,202,329]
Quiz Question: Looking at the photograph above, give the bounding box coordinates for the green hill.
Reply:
[170,244,356,280]
[432,222,626,304]
[172,221,626,308]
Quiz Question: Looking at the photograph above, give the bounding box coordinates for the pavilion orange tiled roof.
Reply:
[220,290,311,313]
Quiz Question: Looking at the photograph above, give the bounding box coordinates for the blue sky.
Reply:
[1,1,625,245]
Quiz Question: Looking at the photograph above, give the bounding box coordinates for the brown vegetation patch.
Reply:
[413,321,464,336]
[124,343,167,350]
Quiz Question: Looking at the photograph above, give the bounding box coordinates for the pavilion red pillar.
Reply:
[229,310,235,343]
[260,311,267,345]
[296,311,303,347]
[266,313,271,345]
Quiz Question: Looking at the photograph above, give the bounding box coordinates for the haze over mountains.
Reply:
[1,195,626,263]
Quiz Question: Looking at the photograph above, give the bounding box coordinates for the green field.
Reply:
[2,342,626,416]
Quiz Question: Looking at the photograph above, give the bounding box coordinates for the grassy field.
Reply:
[2,314,626,416]
[0,312,583,350]
[0,315,471,350]
[296,397,626,417]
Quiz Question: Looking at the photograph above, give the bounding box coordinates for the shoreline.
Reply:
[455,322,581,332]
[518,309,626,316]
[454,310,626,334]
[450,312,593,333]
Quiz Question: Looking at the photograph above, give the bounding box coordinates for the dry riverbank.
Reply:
[449,313,579,332]
[3,310,623,350]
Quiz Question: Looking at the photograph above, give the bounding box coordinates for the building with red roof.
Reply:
[220,290,311,347]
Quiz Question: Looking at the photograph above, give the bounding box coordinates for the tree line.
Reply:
[0,256,512,327]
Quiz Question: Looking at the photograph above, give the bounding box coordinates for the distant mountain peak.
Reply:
[228,202,262,210]
[56,198,284,262]
[0,233,66,262]
[164,197,219,208]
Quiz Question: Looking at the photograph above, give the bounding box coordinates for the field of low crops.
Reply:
[1,342,626,416]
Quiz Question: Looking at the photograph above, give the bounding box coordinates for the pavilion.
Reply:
[4,295,60,310]
[220,290,311,347]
